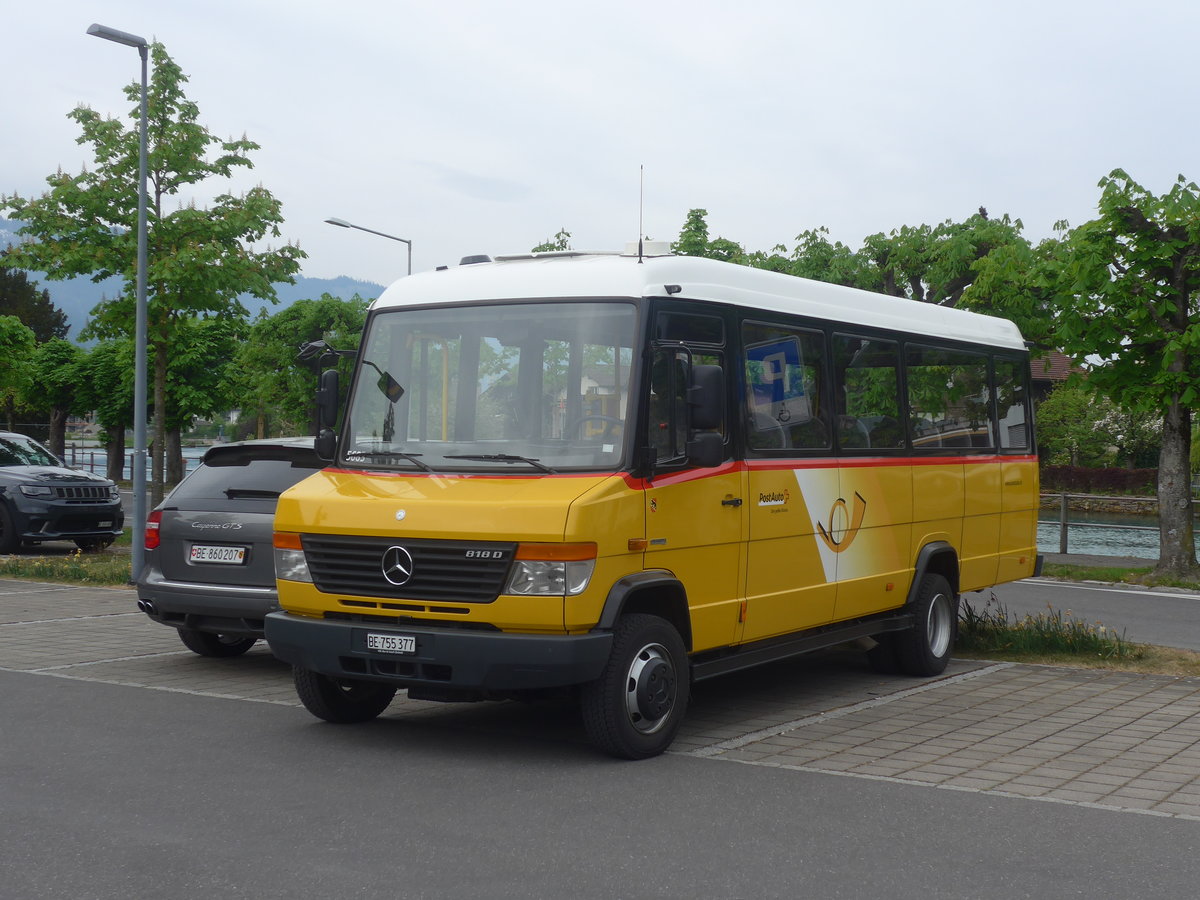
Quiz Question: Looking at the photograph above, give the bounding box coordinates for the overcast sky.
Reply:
[7,1,1199,290]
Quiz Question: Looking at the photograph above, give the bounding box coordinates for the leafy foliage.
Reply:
[236,293,370,435]
[0,315,36,428]
[0,268,68,341]
[531,229,572,253]
[1,42,304,501]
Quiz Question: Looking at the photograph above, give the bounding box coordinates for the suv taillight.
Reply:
[145,510,162,550]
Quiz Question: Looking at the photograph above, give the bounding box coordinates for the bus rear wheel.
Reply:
[581,613,689,760]
[894,573,957,676]
[293,667,397,723]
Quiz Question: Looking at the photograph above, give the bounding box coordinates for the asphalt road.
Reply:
[4,668,1198,900]
[988,578,1200,651]
[4,577,1200,898]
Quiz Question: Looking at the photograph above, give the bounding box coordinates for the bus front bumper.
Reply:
[265,611,613,694]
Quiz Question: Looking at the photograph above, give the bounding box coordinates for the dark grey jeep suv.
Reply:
[0,431,124,553]
[135,438,323,657]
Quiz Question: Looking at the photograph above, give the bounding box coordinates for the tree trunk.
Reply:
[152,334,168,507]
[1156,398,1197,575]
[105,425,126,482]
[166,427,184,485]
[47,407,68,458]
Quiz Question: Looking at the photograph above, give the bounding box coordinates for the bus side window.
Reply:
[833,334,904,450]
[906,344,992,451]
[994,355,1031,451]
[742,322,830,452]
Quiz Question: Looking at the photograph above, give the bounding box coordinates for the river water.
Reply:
[1037,510,1195,559]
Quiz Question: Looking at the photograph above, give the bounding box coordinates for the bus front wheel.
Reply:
[293,667,397,723]
[581,614,690,760]
[894,573,957,677]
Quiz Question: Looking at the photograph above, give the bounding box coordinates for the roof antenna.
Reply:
[638,164,644,264]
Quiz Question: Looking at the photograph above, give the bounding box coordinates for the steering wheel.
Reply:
[570,415,624,441]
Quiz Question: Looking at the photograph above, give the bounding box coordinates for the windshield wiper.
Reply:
[347,450,435,472]
[444,454,556,474]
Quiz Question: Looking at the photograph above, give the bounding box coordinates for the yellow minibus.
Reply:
[265,243,1039,758]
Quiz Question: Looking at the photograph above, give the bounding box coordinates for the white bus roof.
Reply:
[372,250,1027,352]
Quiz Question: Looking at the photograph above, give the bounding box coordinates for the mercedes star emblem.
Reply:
[381,545,415,586]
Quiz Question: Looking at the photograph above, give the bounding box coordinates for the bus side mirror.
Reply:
[316,369,339,429]
[315,428,336,462]
[688,364,723,431]
[686,364,724,467]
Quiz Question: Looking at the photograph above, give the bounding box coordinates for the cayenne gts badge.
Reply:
[381,545,415,586]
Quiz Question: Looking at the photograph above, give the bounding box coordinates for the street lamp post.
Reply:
[325,217,412,276]
[88,23,149,582]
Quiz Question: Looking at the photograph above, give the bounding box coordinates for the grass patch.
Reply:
[1041,562,1200,591]
[0,548,134,586]
[959,594,1138,660]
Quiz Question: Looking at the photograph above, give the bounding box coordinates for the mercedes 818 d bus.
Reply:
[264,243,1039,759]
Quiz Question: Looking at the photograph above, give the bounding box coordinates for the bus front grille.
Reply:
[302,534,515,603]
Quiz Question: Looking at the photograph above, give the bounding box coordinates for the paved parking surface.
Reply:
[4,578,1200,820]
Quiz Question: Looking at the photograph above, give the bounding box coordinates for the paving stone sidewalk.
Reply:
[4,578,1200,819]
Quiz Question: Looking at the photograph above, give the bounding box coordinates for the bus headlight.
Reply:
[505,543,597,596]
[273,533,313,583]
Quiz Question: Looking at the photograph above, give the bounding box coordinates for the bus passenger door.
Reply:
[642,339,745,652]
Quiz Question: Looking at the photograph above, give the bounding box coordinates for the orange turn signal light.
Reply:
[273,532,303,550]
[515,542,597,561]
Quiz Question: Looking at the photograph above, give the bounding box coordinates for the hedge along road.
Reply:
[5,578,1200,898]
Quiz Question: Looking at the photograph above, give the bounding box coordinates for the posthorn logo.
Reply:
[381,546,415,586]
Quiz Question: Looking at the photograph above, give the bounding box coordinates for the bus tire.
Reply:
[293,667,397,723]
[895,573,957,677]
[581,613,689,760]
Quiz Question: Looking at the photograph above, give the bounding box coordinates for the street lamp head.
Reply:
[324,217,352,228]
[87,23,148,50]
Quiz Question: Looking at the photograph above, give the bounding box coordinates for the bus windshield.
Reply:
[342,300,637,472]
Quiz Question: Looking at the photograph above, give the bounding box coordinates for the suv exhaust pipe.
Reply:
[138,599,157,615]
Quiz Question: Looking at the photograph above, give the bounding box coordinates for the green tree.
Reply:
[236,293,370,436]
[75,341,134,481]
[0,315,37,430]
[859,208,1029,308]
[532,229,572,253]
[24,338,82,457]
[0,269,69,342]
[163,316,246,480]
[671,209,746,263]
[2,42,304,503]
[1054,171,1200,574]
[1034,383,1115,467]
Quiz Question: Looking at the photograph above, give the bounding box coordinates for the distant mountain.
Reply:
[0,219,384,339]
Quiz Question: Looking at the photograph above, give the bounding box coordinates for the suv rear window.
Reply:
[171,447,323,500]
